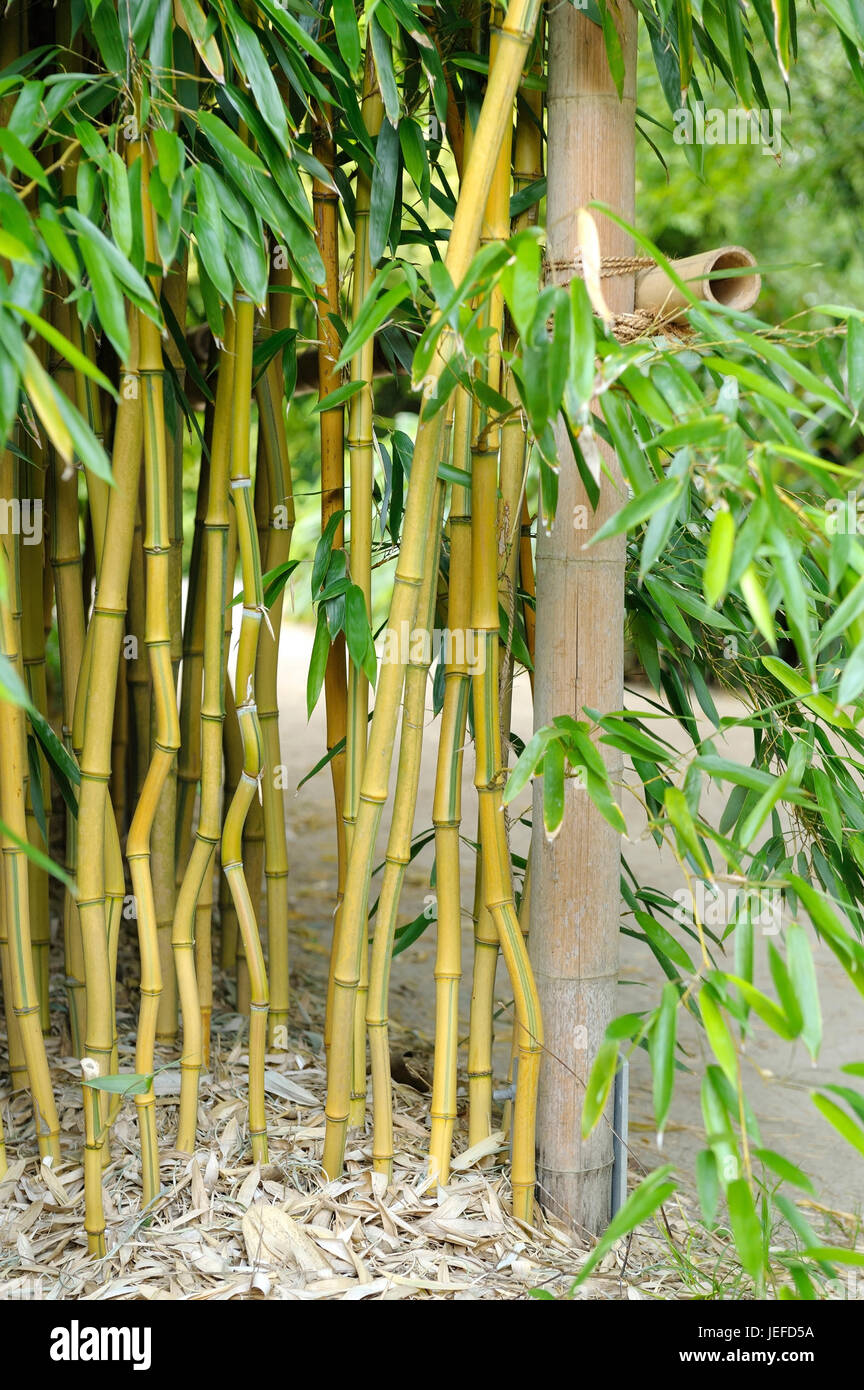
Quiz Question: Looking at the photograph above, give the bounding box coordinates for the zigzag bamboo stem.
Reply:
[323,0,544,1179]
[0,449,60,1159]
[368,482,445,1175]
[220,294,269,1163]
[174,314,236,1151]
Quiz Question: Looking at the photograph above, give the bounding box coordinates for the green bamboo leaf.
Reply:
[542,738,565,842]
[369,16,400,124]
[337,277,411,368]
[849,316,864,411]
[664,785,710,873]
[503,726,561,804]
[197,111,271,175]
[762,655,853,728]
[369,118,400,267]
[175,0,225,80]
[768,942,803,1036]
[312,380,366,413]
[0,813,74,888]
[224,1,289,146]
[21,346,74,466]
[0,126,50,188]
[332,0,362,70]
[812,1092,864,1158]
[785,923,822,1059]
[726,975,797,1039]
[727,1178,765,1285]
[311,509,345,596]
[837,634,864,706]
[752,1147,814,1194]
[83,1072,153,1095]
[695,1148,720,1225]
[571,1167,676,1288]
[345,584,376,686]
[105,150,132,258]
[581,1038,619,1138]
[598,0,625,97]
[590,476,683,546]
[701,357,816,418]
[699,988,738,1086]
[652,981,678,1140]
[76,239,129,360]
[7,304,115,396]
[633,910,695,975]
[601,391,653,493]
[0,228,35,263]
[306,607,331,719]
[739,564,777,650]
[704,507,734,608]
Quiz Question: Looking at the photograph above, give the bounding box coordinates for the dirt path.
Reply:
[275,624,864,1216]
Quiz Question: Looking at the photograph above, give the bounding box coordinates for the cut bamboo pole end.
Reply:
[635,245,761,320]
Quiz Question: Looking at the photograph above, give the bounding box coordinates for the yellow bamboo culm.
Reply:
[220,294,270,1164]
[323,0,545,1181]
[255,337,295,1046]
[0,448,61,1162]
[314,100,350,1078]
[126,140,181,1207]
[75,324,143,1254]
[344,44,385,1127]
[469,10,543,1221]
[20,438,51,1033]
[173,313,236,1152]
[428,388,473,1184]
[367,482,446,1176]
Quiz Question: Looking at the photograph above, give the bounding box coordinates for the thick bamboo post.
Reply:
[530,0,636,1236]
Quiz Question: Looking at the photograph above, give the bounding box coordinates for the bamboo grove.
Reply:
[3,0,864,1290]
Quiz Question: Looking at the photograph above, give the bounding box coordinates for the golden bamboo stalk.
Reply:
[344,46,385,1124]
[323,0,545,1180]
[255,336,295,1046]
[74,304,144,1252]
[19,438,51,1033]
[220,294,269,1164]
[0,448,61,1160]
[125,137,182,1206]
[314,103,350,1078]
[367,482,446,1174]
[174,313,236,1152]
[428,388,473,1183]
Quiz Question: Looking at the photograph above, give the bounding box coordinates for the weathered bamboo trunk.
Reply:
[530,1,636,1236]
